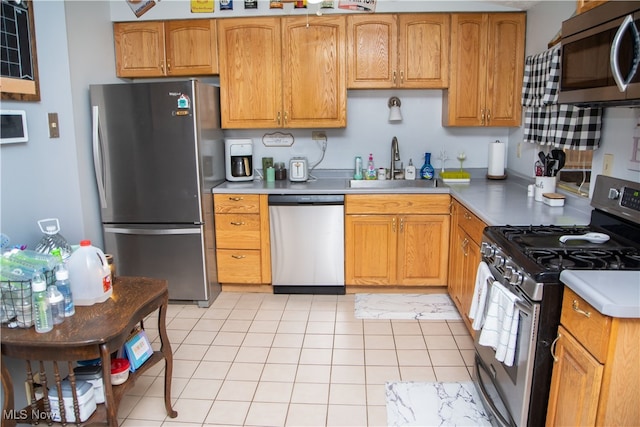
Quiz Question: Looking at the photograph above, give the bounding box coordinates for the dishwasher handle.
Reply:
[268,194,344,205]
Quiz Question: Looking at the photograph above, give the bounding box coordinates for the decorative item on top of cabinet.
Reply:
[114,19,218,78]
[213,194,271,288]
[217,16,346,129]
[447,199,486,336]
[546,287,640,426]
[347,14,450,89]
[443,13,525,127]
[345,194,450,287]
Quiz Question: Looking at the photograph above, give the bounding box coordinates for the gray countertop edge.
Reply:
[559,270,640,318]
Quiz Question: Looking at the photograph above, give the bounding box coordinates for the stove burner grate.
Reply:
[524,247,640,270]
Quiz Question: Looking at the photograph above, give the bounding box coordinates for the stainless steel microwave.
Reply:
[560,1,640,106]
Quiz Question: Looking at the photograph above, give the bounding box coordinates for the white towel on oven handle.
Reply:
[469,261,492,330]
[478,282,521,367]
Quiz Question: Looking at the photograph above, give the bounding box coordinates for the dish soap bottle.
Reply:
[366,153,377,180]
[420,152,435,180]
[405,159,416,180]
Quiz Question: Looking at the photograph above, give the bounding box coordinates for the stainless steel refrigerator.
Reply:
[90,80,225,307]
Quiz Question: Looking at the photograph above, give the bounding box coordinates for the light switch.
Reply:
[48,113,59,138]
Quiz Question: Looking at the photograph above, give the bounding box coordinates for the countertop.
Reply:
[212,169,592,226]
[559,270,640,318]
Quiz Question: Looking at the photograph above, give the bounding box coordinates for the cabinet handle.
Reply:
[461,238,469,256]
[399,217,404,232]
[400,70,404,84]
[392,217,396,232]
[393,71,397,84]
[486,109,491,124]
[481,109,485,125]
[231,254,246,259]
[284,111,288,125]
[166,60,171,72]
[230,221,245,226]
[277,111,281,125]
[550,332,561,362]
[229,197,244,201]
[572,300,591,318]
[161,62,165,74]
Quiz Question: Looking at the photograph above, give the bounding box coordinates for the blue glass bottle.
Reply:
[420,152,435,180]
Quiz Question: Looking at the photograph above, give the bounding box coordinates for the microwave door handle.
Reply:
[92,105,108,209]
[611,14,640,92]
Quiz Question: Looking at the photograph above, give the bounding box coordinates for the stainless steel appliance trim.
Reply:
[473,355,516,427]
[611,14,640,91]
[91,105,107,209]
[104,226,201,236]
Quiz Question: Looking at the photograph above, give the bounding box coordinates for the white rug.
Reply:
[386,381,492,426]
[355,293,462,320]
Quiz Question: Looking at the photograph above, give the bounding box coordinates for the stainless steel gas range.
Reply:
[472,175,640,427]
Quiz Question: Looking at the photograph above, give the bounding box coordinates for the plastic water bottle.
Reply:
[54,263,75,317]
[67,240,112,306]
[47,285,65,325]
[32,272,53,333]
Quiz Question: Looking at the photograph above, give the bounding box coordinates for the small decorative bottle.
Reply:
[32,272,53,333]
[354,156,363,180]
[405,159,416,180]
[420,152,435,180]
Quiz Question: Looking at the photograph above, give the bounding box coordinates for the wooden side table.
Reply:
[1,276,177,426]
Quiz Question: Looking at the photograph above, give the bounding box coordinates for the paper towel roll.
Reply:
[488,140,505,177]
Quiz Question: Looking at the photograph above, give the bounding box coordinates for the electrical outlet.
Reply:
[603,153,614,176]
[48,112,60,138]
[312,131,326,141]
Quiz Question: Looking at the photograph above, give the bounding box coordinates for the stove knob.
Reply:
[503,266,514,280]
[481,243,494,257]
[494,255,505,267]
[509,270,523,285]
[608,188,620,200]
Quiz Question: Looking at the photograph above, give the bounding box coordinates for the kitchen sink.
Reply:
[348,179,440,189]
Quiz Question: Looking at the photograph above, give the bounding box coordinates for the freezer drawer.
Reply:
[103,225,217,304]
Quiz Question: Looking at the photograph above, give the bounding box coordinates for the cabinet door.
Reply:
[345,215,396,285]
[445,14,487,126]
[217,18,283,129]
[460,232,480,332]
[485,13,525,127]
[398,14,449,88]
[282,16,347,128]
[347,14,398,88]
[577,0,607,14]
[397,214,449,285]
[114,21,166,78]
[165,19,218,76]
[546,326,604,427]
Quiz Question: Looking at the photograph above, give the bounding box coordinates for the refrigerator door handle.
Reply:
[104,226,201,236]
[92,105,108,209]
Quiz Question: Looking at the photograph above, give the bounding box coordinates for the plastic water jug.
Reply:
[67,240,112,306]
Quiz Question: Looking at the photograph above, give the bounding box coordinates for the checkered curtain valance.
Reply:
[522,45,602,150]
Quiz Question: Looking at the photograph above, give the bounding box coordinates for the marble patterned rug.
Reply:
[354,293,462,320]
[386,381,492,426]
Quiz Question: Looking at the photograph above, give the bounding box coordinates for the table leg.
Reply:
[100,343,118,427]
[157,296,177,418]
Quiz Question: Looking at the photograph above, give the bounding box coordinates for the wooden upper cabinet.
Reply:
[164,20,218,76]
[281,15,347,128]
[576,0,608,14]
[114,19,218,78]
[217,17,283,129]
[443,13,525,127]
[347,14,449,89]
[218,16,346,129]
[114,21,165,77]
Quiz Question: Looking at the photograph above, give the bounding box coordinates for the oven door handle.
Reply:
[475,358,517,427]
[485,278,534,316]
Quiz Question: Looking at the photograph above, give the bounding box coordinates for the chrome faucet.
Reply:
[391,136,401,179]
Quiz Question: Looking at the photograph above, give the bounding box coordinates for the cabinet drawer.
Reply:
[214,194,260,214]
[215,214,261,249]
[457,203,486,244]
[561,287,612,363]
[216,249,263,283]
[346,194,450,214]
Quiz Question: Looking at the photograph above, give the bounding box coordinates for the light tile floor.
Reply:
[118,292,474,426]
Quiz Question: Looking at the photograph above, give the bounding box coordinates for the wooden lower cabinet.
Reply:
[546,288,640,426]
[345,194,450,286]
[448,199,486,335]
[213,194,271,285]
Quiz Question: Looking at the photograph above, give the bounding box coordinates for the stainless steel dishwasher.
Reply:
[268,194,345,294]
